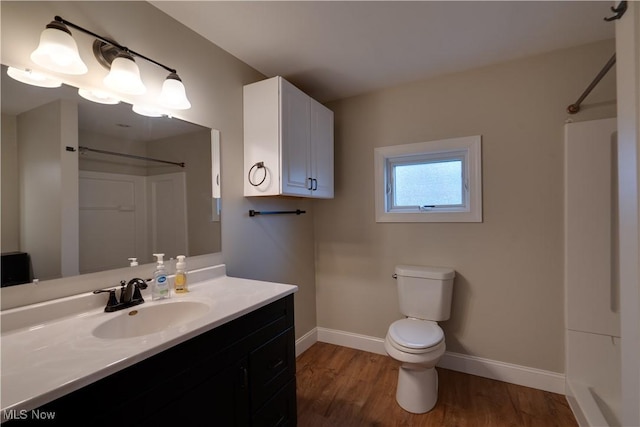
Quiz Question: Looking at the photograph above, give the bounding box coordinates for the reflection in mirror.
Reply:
[1,65,221,286]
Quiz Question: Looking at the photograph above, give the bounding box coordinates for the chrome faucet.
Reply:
[94,278,148,312]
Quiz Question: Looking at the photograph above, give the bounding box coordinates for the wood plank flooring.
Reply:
[296,342,577,427]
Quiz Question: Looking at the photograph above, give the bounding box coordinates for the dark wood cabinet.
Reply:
[9,295,296,426]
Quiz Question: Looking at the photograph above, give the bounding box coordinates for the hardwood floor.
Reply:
[296,342,578,427]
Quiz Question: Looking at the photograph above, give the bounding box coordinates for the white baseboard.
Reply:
[310,327,565,395]
[295,327,318,357]
[438,349,565,394]
[317,327,387,355]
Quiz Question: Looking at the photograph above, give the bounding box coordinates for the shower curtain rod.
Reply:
[78,146,185,168]
[567,53,616,114]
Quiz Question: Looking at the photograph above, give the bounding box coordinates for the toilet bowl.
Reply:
[385,265,455,414]
[384,318,446,413]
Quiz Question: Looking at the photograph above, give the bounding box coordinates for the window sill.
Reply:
[375,210,482,223]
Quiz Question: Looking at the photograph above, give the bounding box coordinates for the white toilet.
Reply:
[384,264,455,414]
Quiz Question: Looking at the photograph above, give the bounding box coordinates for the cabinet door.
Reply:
[252,379,297,427]
[280,79,311,197]
[243,77,280,197]
[310,101,334,198]
[249,328,295,410]
[138,357,250,427]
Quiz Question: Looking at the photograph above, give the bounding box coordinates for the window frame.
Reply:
[374,135,482,223]
[387,153,466,212]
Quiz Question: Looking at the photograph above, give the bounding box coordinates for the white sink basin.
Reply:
[92,301,210,339]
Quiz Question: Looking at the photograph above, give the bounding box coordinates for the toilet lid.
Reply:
[389,319,444,350]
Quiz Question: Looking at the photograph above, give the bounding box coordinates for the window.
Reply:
[374,135,482,222]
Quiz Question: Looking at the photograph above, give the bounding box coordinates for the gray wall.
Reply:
[1,113,19,252]
[316,39,617,373]
[147,130,222,256]
[17,100,79,280]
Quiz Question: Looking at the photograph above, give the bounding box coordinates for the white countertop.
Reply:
[0,267,297,419]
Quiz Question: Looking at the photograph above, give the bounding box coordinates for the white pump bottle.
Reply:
[152,253,169,300]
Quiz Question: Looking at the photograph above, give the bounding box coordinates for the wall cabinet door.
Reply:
[281,79,311,197]
[310,101,334,199]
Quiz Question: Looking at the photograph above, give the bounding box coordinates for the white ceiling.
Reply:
[151,1,615,103]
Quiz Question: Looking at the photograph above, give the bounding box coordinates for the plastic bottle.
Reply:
[174,255,188,294]
[152,253,170,300]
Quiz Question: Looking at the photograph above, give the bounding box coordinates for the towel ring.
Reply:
[248,161,267,187]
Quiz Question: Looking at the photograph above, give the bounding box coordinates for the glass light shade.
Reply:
[104,54,146,95]
[158,73,191,110]
[7,67,62,88]
[78,88,120,105]
[132,104,163,118]
[30,23,88,75]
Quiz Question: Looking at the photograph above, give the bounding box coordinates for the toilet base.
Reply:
[396,365,438,414]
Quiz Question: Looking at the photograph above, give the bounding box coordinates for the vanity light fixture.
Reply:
[30,16,191,109]
[6,66,62,88]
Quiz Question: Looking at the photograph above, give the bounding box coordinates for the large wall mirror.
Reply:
[1,64,222,286]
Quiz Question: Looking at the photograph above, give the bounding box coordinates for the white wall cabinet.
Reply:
[244,76,334,198]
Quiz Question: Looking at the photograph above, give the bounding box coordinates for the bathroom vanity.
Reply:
[1,266,297,426]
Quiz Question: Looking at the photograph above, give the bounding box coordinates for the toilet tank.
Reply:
[395,265,455,321]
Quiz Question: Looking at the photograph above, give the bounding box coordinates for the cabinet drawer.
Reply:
[250,328,295,409]
[252,379,297,427]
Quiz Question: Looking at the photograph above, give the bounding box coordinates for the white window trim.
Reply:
[374,135,482,223]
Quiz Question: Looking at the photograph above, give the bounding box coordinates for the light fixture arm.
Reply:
[53,15,177,74]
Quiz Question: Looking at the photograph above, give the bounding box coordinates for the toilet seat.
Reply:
[388,319,444,354]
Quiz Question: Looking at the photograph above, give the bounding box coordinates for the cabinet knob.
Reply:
[240,365,248,389]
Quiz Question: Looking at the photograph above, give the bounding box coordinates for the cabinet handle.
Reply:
[312,178,318,191]
[269,358,285,371]
[307,177,313,190]
[240,365,248,389]
[272,414,286,426]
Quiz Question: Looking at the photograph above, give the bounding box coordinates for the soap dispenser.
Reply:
[174,255,188,294]
[152,253,170,300]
